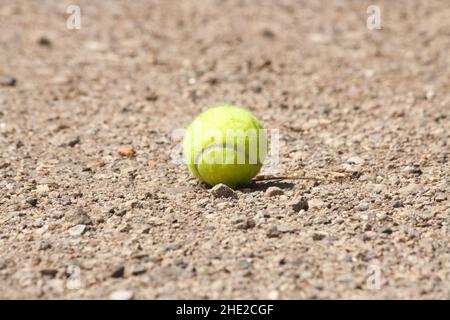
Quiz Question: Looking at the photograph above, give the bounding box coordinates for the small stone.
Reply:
[380,227,393,234]
[308,198,325,209]
[205,224,216,231]
[109,290,134,300]
[166,243,182,251]
[261,28,276,39]
[0,75,16,87]
[425,90,435,100]
[15,212,27,217]
[145,93,159,102]
[405,165,422,176]
[69,224,87,236]
[267,226,280,238]
[265,187,284,197]
[114,208,127,217]
[367,183,385,194]
[255,210,270,220]
[119,223,131,233]
[26,197,38,207]
[237,259,251,270]
[139,226,151,234]
[60,196,72,206]
[393,200,404,208]
[231,215,245,224]
[130,266,147,276]
[50,76,70,85]
[399,183,423,195]
[147,159,157,168]
[124,200,140,210]
[37,36,52,47]
[312,232,326,241]
[32,220,44,228]
[235,218,256,230]
[277,224,295,233]
[0,162,10,169]
[111,265,125,278]
[438,153,448,164]
[65,208,92,226]
[210,184,237,199]
[216,201,228,210]
[364,223,373,231]
[356,203,370,211]
[347,156,364,165]
[267,290,280,299]
[39,241,52,251]
[36,185,50,194]
[51,211,64,220]
[67,136,80,147]
[351,171,363,179]
[174,259,188,268]
[435,193,447,202]
[118,146,135,158]
[309,33,330,44]
[291,198,309,212]
[40,269,58,278]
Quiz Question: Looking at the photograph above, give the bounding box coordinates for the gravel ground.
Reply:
[0,0,449,299]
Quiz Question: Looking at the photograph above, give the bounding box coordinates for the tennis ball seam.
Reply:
[193,143,262,183]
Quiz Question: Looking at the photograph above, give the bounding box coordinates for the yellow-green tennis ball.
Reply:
[184,105,267,188]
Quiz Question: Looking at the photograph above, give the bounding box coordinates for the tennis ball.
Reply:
[184,105,267,188]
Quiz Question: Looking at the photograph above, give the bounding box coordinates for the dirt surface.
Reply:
[0,0,449,299]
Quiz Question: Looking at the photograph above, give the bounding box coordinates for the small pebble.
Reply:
[291,198,309,212]
[69,224,87,236]
[39,241,52,251]
[67,136,80,147]
[393,200,404,208]
[267,290,280,300]
[130,266,147,276]
[109,290,134,300]
[347,156,364,165]
[235,218,256,230]
[40,269,58,278]
[277,224,295,233]
[312,232,326,241]
[0,75,16,87]
[37,36,52,47]
[65,208,92,226]
[380,227,393,234]
[210,184,237,199]
[399,183,423,195]
[265,187,284,197]
[266,226,280,238]
[111,265,125,278]
[166,243,182,251]
[118,146,135,158]
[351,171,363,179]
[308,198,325,209]
[405,165,422,176]
[26,197,38,207]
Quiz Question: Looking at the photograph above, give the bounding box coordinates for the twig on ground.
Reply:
[253,175,334,183]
